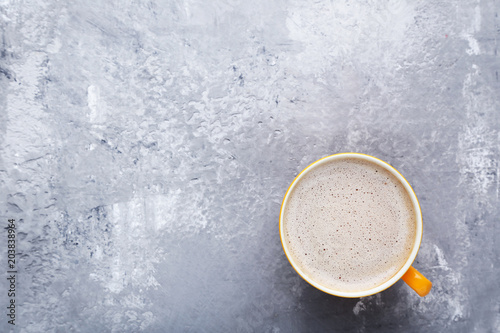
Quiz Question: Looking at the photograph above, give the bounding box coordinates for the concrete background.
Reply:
[0,0,499,332]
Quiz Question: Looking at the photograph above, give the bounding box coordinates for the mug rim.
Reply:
[279,152,423,298]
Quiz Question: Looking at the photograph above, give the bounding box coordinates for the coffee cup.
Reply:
[279,153,432,298]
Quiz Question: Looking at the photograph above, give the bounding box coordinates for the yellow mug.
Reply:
[279,153,432,298]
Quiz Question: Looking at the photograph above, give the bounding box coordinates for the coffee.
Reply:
[282,157,417,292]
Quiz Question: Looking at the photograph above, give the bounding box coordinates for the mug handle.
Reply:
[401,266,432,297]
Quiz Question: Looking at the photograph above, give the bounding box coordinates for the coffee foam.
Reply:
[283,157,417,292]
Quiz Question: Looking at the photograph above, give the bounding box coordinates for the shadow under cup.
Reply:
[279,153,431,298]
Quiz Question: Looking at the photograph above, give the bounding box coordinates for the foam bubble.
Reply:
[283,158,417,292]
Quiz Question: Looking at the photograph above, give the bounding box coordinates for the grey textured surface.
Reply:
[0,0,499,332]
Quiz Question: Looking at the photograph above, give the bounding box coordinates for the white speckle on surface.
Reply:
[87,85,101,123]
[461,1,481,55]
[1,0,499,332]
[140,311,155,331]
[462,33,481,55]
[46,37,61,53]
[433,245,450,270]
[352,294,383,316]
[353,300,366,316]
[458,64,496,198]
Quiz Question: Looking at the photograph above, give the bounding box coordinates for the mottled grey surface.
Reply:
[0,0,499,332]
